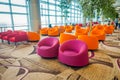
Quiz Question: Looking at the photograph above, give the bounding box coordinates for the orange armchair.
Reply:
[27,31,40,41]
[75,25,81,31]
[78,35,99,50]
[48,27,59,36]
[90,29,106,41]
[59,26,65,33]
[59,33,76,44]
[75,28,88,37]
[40,27,49,36]
[104,25,114,34]
[65,25,73,33]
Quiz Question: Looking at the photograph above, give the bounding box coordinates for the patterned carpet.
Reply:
[0,31,120,80]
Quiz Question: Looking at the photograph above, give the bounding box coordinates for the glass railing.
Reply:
[0,24,29,32]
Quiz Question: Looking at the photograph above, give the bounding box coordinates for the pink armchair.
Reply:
[37,37,59,58]
[58,40,94,67]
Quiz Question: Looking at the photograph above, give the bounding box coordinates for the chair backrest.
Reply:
[59,33,76,44]
[38,37,59,47]
[60,40,88,53]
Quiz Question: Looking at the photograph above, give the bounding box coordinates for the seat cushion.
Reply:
[39,45,51,50]
[63,50,78,56]
[9,37,15,42]
[2,36,8,40]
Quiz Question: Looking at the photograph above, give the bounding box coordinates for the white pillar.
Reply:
[29,0,41,32]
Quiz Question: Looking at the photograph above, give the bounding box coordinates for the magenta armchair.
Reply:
[37,37,59,58]
[8,31,28,44]
[2,31,28,45]
[58,40,94,67]
[0,30,12,42]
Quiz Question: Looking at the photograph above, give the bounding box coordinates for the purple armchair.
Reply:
[58,40,94,67]
[37,37,59,58]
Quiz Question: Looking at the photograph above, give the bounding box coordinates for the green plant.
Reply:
[78,0,116,35]
[56,0,72,25]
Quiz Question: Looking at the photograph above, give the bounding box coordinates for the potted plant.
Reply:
[77,0,116,50]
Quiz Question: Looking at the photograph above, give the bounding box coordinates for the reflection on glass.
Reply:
[0,4,10,12]
[12,6,26,13]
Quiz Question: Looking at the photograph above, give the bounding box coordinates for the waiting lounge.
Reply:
[0,0,120,80]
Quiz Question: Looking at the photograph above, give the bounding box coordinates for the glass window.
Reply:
[50,16,55,24]
[11,0,26,5]
[0,0,9,3]
[41,16,48,24]
[57,11,61,16]
[40,0,83,26]
[41,10,48,15]
[40,3,47,9]
[12,6,26,13]
[0,4,10,12]
[49,5,55,10]
[41,0,47,1]
[14,26,28,30]
[49,0,55,3]
[49,11,55,15]
[13,15,27,26]
[0,14,12,26]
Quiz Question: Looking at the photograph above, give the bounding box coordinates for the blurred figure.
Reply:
[108,20,110,25]
[118,18,120,29]
[114,18,118,29]
[110,19,115,26]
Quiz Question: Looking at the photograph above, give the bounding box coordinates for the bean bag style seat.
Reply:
[104,25,114,34]
[40,27,49,36]
[59,26,65,33]
[65,25,73,33]
[58,40,93,67]
[37,37,59,58]
[27,31,40,41]
[90,29,106,41]
[78,35,99,50]
[75,28,88,37]
[75,25,81,31]
[48,27,59,36]
[59,33,76,44]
